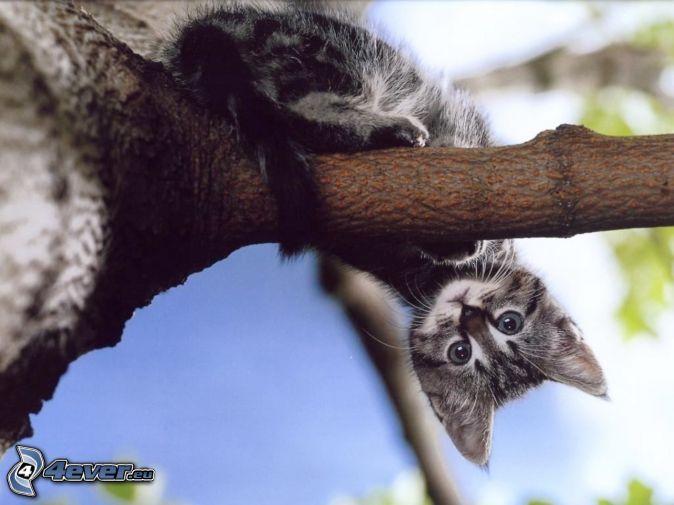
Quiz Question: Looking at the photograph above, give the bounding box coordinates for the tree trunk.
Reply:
[0,3,672,503]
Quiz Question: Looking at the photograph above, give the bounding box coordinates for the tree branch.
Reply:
[458,43,670,104]
[1,0,673,469]
[320,257,463,505]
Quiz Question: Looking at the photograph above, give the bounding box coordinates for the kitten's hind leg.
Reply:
[288,92,429,152]
[163,16,319,256]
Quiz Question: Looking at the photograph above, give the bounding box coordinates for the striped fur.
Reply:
[408,240,607,465]
[160,2,606,467]
[160,1,489,252]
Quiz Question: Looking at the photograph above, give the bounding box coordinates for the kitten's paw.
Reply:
[397,117,430,147]
[370,117,430,149]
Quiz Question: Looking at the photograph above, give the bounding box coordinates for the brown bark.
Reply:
[0,2,673,500]
[312,127,674,245]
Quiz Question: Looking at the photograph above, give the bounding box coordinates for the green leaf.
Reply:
[633,20,674,57]
[607,228,674,340]
[626,479,654,505]
[582,85,674,340]
[581,91,634,136]
[330,471,430,505]
[582,88,674,137]
[99,481,136,502]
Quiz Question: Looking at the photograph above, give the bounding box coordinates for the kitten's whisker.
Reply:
[398,285,431,315]
[413,274,433,310]
[486,381,499,406]
[359,326,421,351]
[403,272,433,312]
[489,245,516,287]
[513,350,548,378]
[468,386,481,419]
[519,349,591,390]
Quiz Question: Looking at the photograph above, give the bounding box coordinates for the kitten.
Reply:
[402,240,607,465]
[162,2,607,465]
[160,1,488,253]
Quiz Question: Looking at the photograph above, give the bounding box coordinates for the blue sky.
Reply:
[2,2,674,505]
[0,243,614,505]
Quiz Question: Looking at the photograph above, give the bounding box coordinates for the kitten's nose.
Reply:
[460,305,499,354]
[460,305,483,321]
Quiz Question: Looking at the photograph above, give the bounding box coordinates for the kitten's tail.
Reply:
[163,14,317,255]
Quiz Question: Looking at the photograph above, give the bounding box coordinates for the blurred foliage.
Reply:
[581,84,674,338]
[633,20,674,58]
[335,474,662,505]
[529,479,661,505]
[35,468,180,505]
[606,228,674,337]
[100,481,137,502]
[582,88,674,137]
[329,471,432,505]
[27,12,674,505]
[625,480,655,505]
[36,472,662,505]
[98,474,185,505]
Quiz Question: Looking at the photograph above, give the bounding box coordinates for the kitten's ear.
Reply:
[539,320,607,397]
[440,398,494,466]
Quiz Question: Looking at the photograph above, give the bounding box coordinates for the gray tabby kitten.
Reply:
[162,1,607,465]
[402,240,607,465]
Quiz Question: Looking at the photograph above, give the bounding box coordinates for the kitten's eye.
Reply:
[496,311,524,334]
[448,341,471,365]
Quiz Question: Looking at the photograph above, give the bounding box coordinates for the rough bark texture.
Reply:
[312,128,674,243]
[0,2,673,502]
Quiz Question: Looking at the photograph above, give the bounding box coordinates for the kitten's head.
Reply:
[409,240,607,465]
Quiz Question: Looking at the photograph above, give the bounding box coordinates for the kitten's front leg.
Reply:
[368,116,430,149]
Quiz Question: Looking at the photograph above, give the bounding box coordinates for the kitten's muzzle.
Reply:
[460,305,482,321]
[460,305,499,356]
